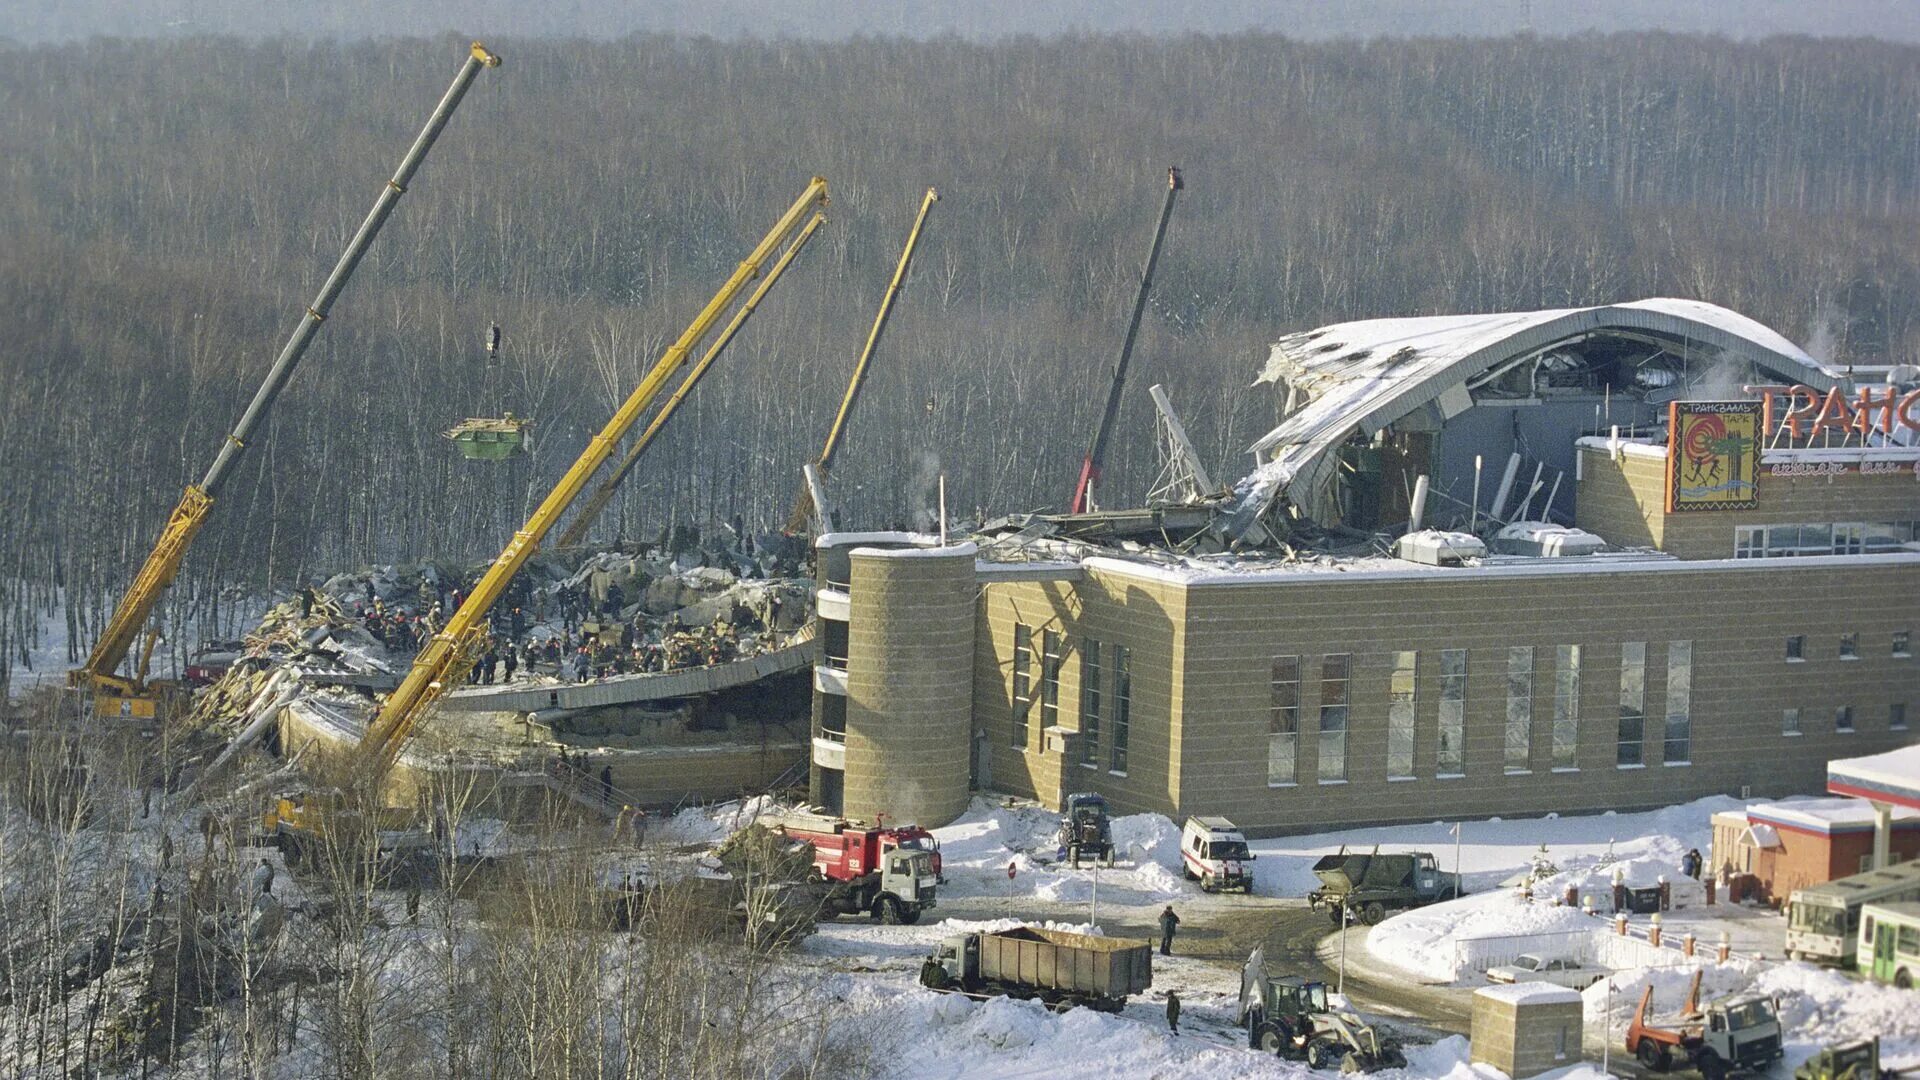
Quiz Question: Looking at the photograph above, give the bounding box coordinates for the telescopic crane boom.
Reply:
[555,211,829,549]
[358,178,831,774]
[71,42,501,720]
[787,186,938,533]
[1068,166,1181,515]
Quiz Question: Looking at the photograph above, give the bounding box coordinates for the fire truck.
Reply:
[767,811,944,883]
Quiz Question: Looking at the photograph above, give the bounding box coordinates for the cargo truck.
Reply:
[919,925,1152,1012]
[1307,846,1461,925]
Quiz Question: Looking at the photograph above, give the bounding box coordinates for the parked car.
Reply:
[1485,953,1604,989]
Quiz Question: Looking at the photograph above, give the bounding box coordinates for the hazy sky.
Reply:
[5,0,1919,45]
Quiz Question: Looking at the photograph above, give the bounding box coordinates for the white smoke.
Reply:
[1801,300,1845,366]
[910,450,943,533]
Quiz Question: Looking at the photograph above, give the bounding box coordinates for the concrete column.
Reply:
[842,542,976,828]
[1875,802,1893,870]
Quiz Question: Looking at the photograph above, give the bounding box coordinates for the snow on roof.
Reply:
[1746,823,1782,849]
[1225,298,1840,539]
[1079,549,1917,589]
[1829,744,1920,810]
[1475,982,1583,1006]
[849,541,978,560]
[1750,797,1920,833]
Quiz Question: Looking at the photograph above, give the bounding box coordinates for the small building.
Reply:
[1710,798,1920,906]
[1471,982,1584,1079]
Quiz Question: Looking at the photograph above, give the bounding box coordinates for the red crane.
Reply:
[1069,166,1183,515]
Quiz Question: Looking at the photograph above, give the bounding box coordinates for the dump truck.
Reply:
[1059,792,1116,868]
[1627,969,1783,1080]
[919,926,1152,1012]
[1238,952,1406,1069]
[1307,846,1461,925]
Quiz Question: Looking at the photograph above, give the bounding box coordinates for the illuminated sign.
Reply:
[1666,401,1760,512]
[1745,384,1920,441]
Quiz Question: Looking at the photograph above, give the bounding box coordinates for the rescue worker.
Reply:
[252,857,276,897]
[1158,904,1181,956]
[1166,990,1181,1035]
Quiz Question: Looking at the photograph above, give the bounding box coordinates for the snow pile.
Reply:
[1750,963,1920,1048]
[657,794,785,846]
[931,799,1198,905]
[1371,890,1597,981]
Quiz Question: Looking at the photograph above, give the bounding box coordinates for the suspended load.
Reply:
[444,413,531,460]
[445,324,532,459]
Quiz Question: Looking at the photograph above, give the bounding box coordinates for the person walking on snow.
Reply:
[1165,990,1181,1034]
[1159,905,1181,956]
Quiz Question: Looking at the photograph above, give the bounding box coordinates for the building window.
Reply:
[1895,630,1911,658]
[1892,703,1908,732]
[1664,640,1692,764]
[1618,642,1646,767]
[1110,645,1131,773]
[1011,624,1032,750]
[1269,656,1300,785]
[1836,705,1854,733]
[1039,630,1062,746]
[1388,651,1416,780]
[1782,707,1801,736]
[1840,633,1859,660]
[1506,646,1534,774]
[1437,649,1467,777]
[1319,654,1351,782]
[1785,635,1804,662]
[1554,645,1580,770]
[1080,640,1102,767]
[1834,523,1865,555]
[1734,526,1764,559]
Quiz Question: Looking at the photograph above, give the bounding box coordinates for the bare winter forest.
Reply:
[3,31,1919,685]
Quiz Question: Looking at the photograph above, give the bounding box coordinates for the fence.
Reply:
[1451,929,1594,974]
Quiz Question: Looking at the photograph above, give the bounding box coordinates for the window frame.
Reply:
[1387,650,1417,780]
[1437,648,1468,778]
[1269,655,1301,786]
[1318,653,1351,783]
[1506,645,1534,774]
[1079,639,1102,768]
[1011,624,1033,750]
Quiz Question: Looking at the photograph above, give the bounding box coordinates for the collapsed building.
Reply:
[808,299,1920,834]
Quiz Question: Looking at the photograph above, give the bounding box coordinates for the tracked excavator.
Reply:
[69,43,500,724]
[266,178,832,854]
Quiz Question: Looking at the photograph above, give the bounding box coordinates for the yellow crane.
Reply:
[355,177,829,781]
[786,186,939,533]
[71,43,501,722]
[554,211,829,549]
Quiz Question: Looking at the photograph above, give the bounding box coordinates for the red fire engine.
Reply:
[769,812,943,882]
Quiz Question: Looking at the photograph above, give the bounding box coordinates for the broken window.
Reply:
[1618,642,1645,766]
[1319,654,1350,782]
[1270,655,1300,785]
[1011,624,1032,750]
[1110,645,1131,774]
[1080,639,1102,767]
[1437,649,1466,777]
[1664,640,1692,763]
[1387,651,1416,780]
[1506,646,1533,773]
[1553,644,1580,769]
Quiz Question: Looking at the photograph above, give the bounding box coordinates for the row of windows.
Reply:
[1010,625,1130,773]
[1734,520,1917,558]
[1783,703,1908,735]
[1271,642,1694,784]
[1785,631,1911,660]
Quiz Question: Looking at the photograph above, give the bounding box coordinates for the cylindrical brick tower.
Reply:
[842,542,976,828]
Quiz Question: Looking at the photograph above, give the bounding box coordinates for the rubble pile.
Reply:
[186,534,817,734]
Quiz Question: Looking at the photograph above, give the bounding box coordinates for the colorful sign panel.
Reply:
[1667,400,1761,512]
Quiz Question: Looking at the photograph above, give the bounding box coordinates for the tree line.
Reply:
[1,31,1916,687]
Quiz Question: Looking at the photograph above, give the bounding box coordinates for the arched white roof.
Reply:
[1225,298,1840,539]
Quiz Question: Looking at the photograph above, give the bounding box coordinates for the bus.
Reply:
[1858,902,1920,988]
[1786,860,1920,966]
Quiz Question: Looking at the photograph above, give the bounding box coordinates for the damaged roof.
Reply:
[1225,298,1842,539]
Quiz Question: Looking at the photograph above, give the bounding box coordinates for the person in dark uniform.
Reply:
[1159,905,1181,956]
[1166,990,1181,1034]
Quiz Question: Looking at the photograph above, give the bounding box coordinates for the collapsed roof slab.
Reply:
[1225,298,1842,540]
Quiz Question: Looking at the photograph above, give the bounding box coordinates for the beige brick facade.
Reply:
[970,555,1920,835]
